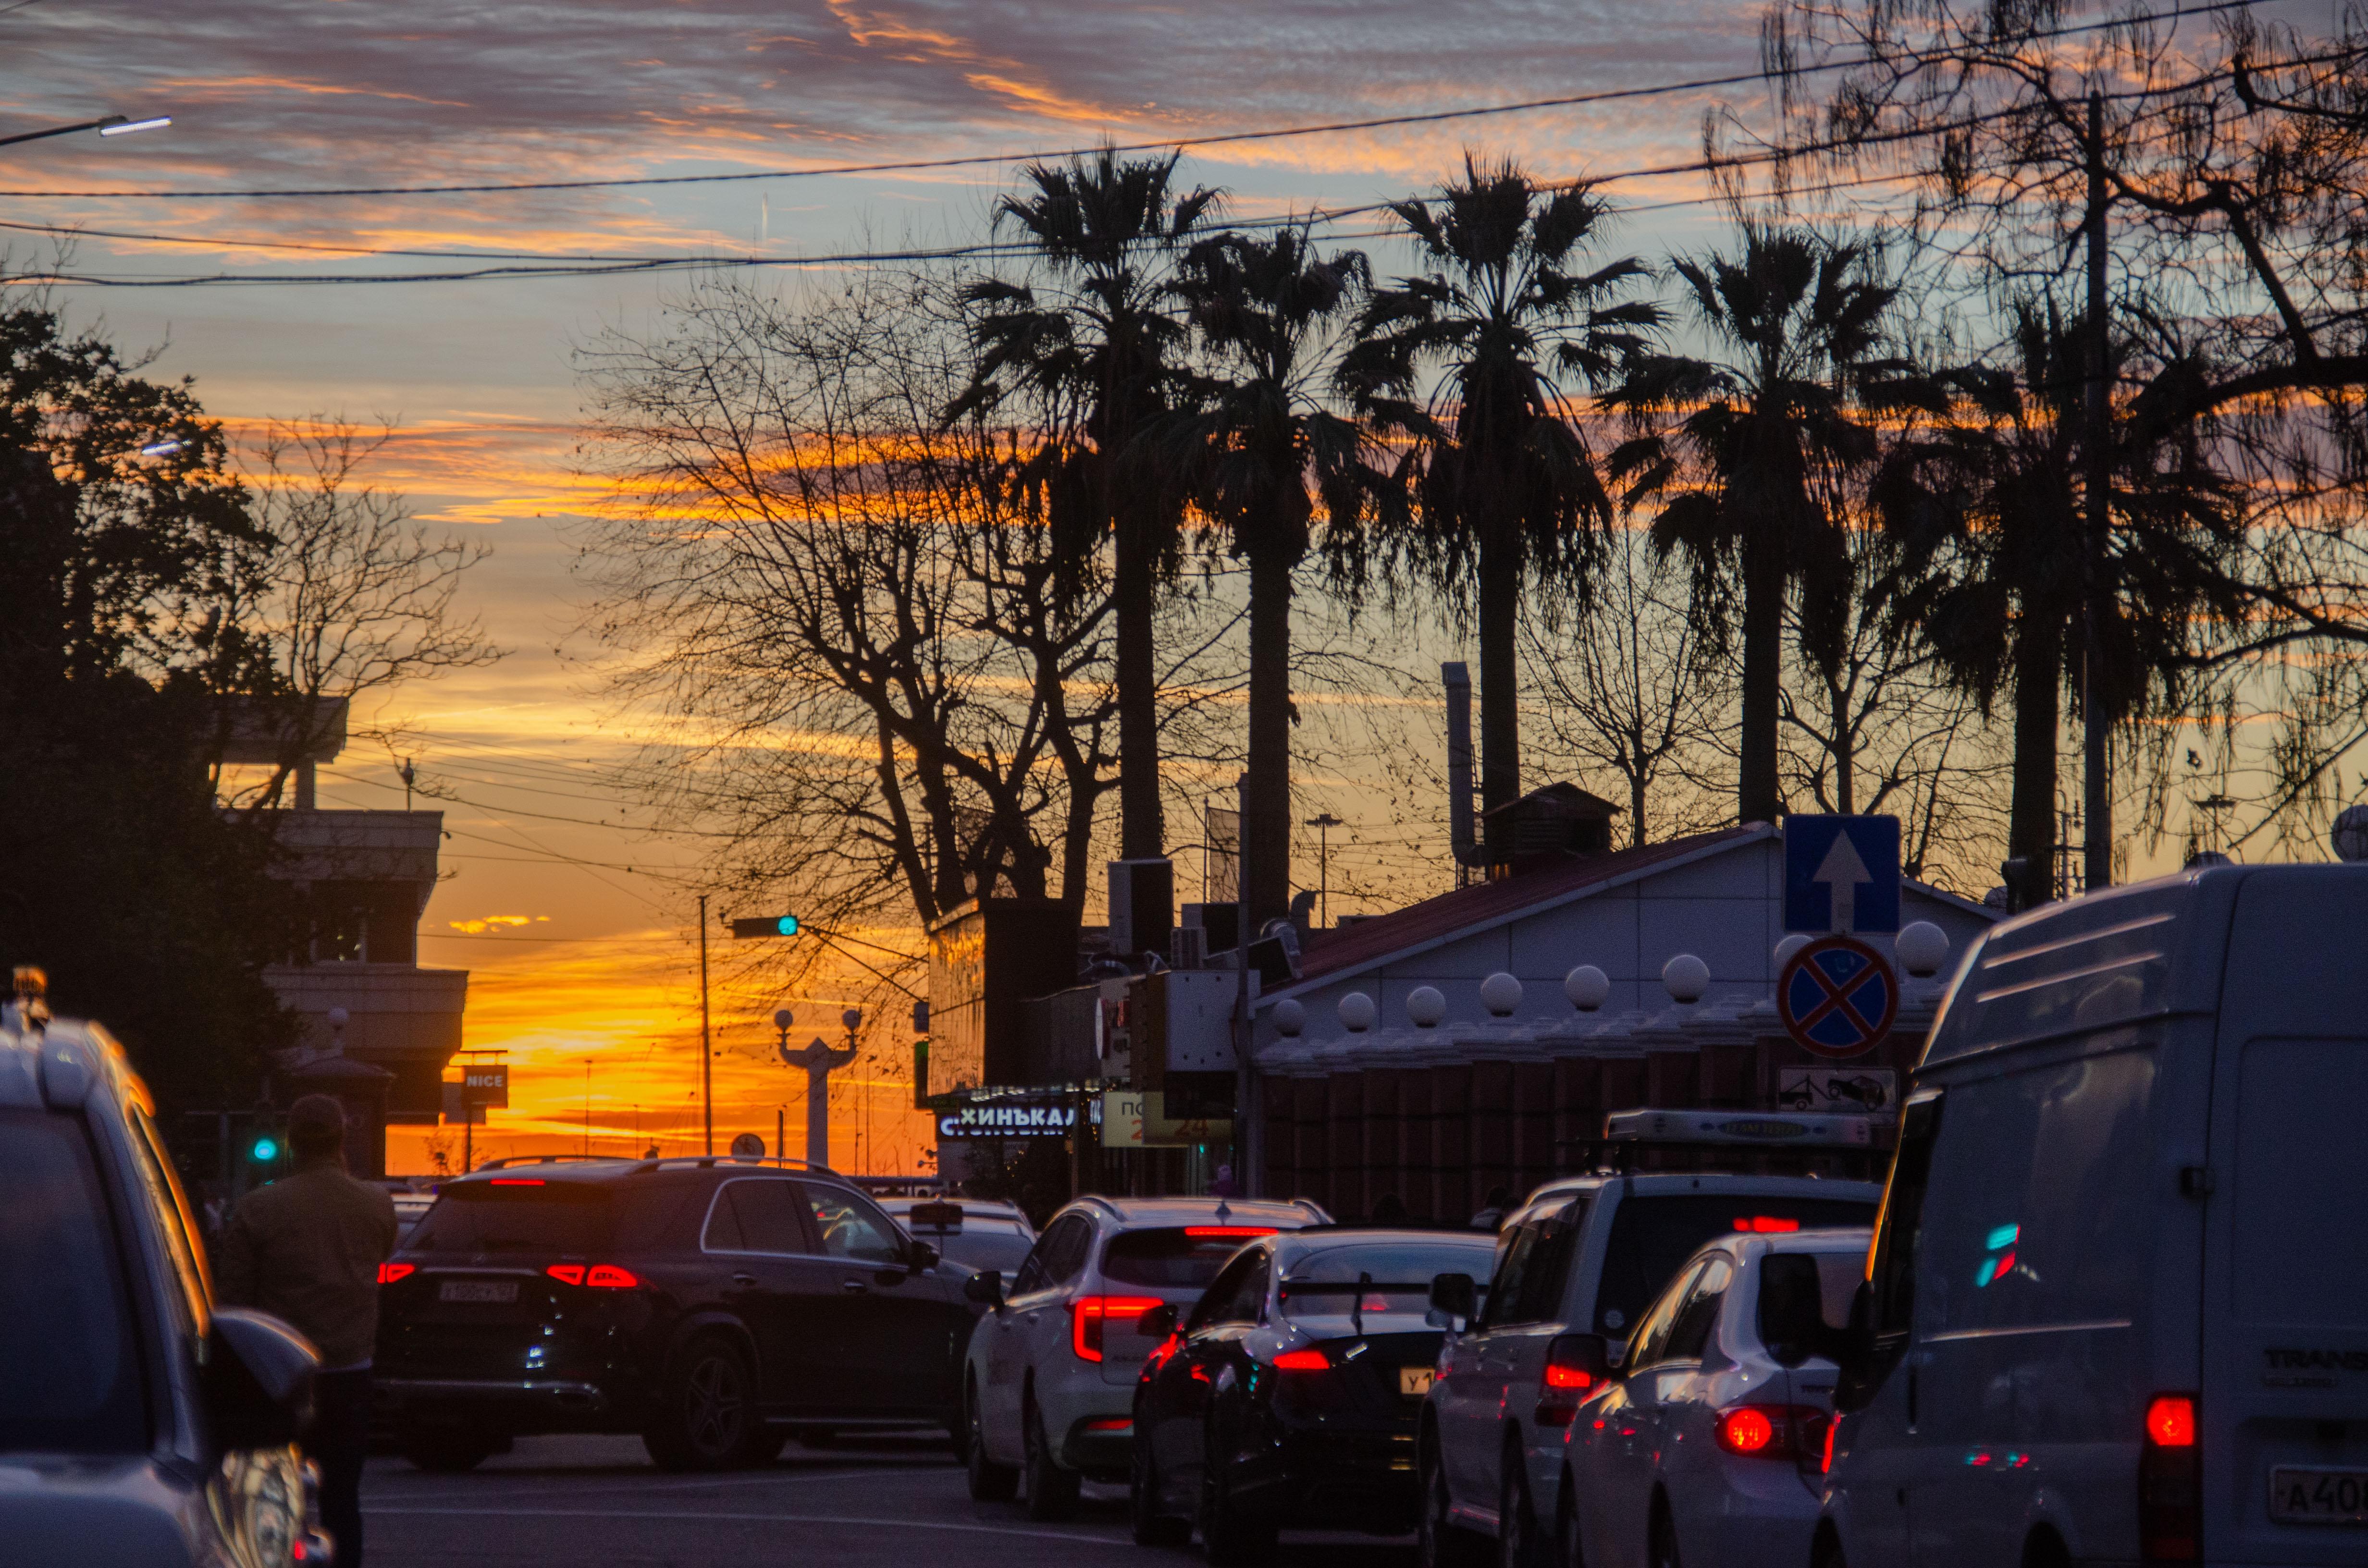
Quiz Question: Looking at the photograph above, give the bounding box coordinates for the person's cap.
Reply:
[287,1094,346,1144]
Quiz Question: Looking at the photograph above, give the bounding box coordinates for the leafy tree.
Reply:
[1608,226,1921,826]
[954,150,1223,865]
[1163,227,1377,926]
[1336,156,1658,860]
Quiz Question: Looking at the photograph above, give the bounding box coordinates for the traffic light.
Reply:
[250,1133,280,1163]
[728,915,799,939]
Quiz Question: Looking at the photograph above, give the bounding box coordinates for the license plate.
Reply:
[2271,1467,2368,1525]
[439,1280,519,1304]
[1400,1367,1435,1396]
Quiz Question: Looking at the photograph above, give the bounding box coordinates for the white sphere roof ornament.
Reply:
[1895,920,1950,978]
[1773,933,1812,969]
[1338,992,1377,1033]
[1663,953,1711,1004]
[1479,971,1523,1017]
[1563,965,1610,1012]
[1273,997,1307,1038]
[1406,986,1447,1028]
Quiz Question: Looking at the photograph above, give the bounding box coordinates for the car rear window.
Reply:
[1594,1194,1875,1336]
[1279,1238,1498,1323]
[1101,1226,1279,1290]
[0,1109,149,1454]
[937,1229,1036,1275]
[407,1180,613,1255]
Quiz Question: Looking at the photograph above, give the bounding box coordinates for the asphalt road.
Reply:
[363,1432,1417,1568]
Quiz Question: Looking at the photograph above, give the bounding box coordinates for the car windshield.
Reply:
[1279,1238,1499,1324]
[0,1110,148,1454]
[1594,1195,1876,1337]
[406,1180,613,1254]
[934,1229,1036,1274]
[1102,1226,1283,1290]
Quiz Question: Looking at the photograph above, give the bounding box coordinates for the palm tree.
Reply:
[954,150,1223,864]
[1163,226,1378,928]
[1336,156,1660,863]
[1607,226,1920,827]
[1876,297,2244,905]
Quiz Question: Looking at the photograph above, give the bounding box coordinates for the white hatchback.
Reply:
[1561,1229,1868,1568]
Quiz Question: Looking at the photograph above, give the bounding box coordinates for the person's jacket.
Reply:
[215,1160,398,1367]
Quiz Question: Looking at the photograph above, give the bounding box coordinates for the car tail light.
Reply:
[490,1177,545,1186]
[1084,1416,1132,1432]
[1731,1216,1801,1233]
[547,1262,640,1289]
[2140,1394,2200,1562]
[1272,1348,1331,1372]
[547,1264,586,1285]
[1821,1417,1838,1474]
[377,1262,416,1285]
[1185,1226,1278,1238]
[1712,1403,1828,1459]
[1535,1335,1603,1427]
[1071,1295,1164,1361]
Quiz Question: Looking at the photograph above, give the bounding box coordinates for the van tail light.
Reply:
[1272,1348,1331,1372]
[1071,1296,1164,1361]
[377,1262,416,1286]
[547,1263,640,1289]
[1535,1335,1604,1427]
[1712,1403,1829,1461]
[2140,1394,2200,1562]
[1821,1417,1838,1474]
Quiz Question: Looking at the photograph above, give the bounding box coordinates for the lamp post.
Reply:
[1303,813,1343,930]
[0,114,172,148]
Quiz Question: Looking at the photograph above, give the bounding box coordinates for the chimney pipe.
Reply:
[1443,662,1486,871]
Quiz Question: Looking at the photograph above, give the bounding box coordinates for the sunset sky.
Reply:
[1,0,2276,1171]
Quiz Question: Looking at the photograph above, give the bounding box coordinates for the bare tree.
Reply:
[1524,528,1732,847]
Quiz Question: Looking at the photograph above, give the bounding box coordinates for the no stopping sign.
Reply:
[1777,934,1899,1059]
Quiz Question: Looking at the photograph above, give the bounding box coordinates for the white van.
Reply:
[1817,863,2368,1568]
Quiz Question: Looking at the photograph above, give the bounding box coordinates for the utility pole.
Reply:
[698,892,713,1155]
[1304,813,1343,929]
[1233,771,1258,1198]
[2082,90,2114,894]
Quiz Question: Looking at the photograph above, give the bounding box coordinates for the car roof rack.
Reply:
[626,1154,840,1176]
[473,1153,621,1171]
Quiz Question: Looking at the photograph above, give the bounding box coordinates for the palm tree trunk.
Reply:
[1738,520,1785,824]
[1478,525,1523,865]
[2008,609,2062,907]
[1243,538,1295,930]
[1114,501,1164,861]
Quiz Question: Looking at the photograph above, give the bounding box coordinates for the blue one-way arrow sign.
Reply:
[1783,815,1902,933]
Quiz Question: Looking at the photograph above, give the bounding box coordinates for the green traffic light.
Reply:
[251,1137,279,1163]
[777,916,799,935]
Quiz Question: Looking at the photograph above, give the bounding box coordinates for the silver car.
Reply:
[1560,1229,1869,1568]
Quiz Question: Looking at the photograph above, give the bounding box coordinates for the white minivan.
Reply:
[1817,862,2368,1568]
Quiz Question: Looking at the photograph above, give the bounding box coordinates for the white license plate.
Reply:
[1400,1367,1435,1396]
[439,1280,519,1304]
[2271,1467,2368,1525]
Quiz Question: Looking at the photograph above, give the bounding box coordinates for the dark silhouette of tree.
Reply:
[1608,226,1921,826]
[954,150,1223,866]
[1335,156,1658,861]
[1163,226,1379,927]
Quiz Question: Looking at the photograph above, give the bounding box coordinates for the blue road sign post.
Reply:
[1777,935,1900,1059]
[1783,815,1902,933]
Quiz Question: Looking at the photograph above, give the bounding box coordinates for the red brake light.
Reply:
[2141,1393,2201,1561]
[1732,1216,1801,1233]
[490,1177,545,1186]
[1272,1349,1330,1371]
[1084,1417,1133,1431]
[2145,1395,2196,1447]
[546,1264,587,1285]
[1718,1408,1777,1453]
[1185,1226,1278,1237]
[586,1264,640,1288]
[1821,1417,1838,1474]
[377,1262,416,1285]
[1071,1296,1163,1361]
[1544,1364,1592,1390]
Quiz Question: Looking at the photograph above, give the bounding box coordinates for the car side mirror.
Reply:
[908,1239,939,1271]
[962,1269,1004,1307]
[1427,1271,1476,1329]
[205,1307,318,1453]
[1139,1302,1178,1341]
[1547,1332,1611,1382]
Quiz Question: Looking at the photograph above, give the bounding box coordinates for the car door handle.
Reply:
[732,1272,757,1286]
[841,1278,869,1293]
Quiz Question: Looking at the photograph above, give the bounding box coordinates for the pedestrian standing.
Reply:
[215,1095,397,1568]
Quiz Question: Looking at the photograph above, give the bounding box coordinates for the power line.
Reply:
[0,0,2266,207]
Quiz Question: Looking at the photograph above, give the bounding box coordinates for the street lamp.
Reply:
[0,113,172,149]
[1303,812,1344,929]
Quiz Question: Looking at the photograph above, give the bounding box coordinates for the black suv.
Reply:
[375,1155,982,1471]
[0,989,325,1568]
